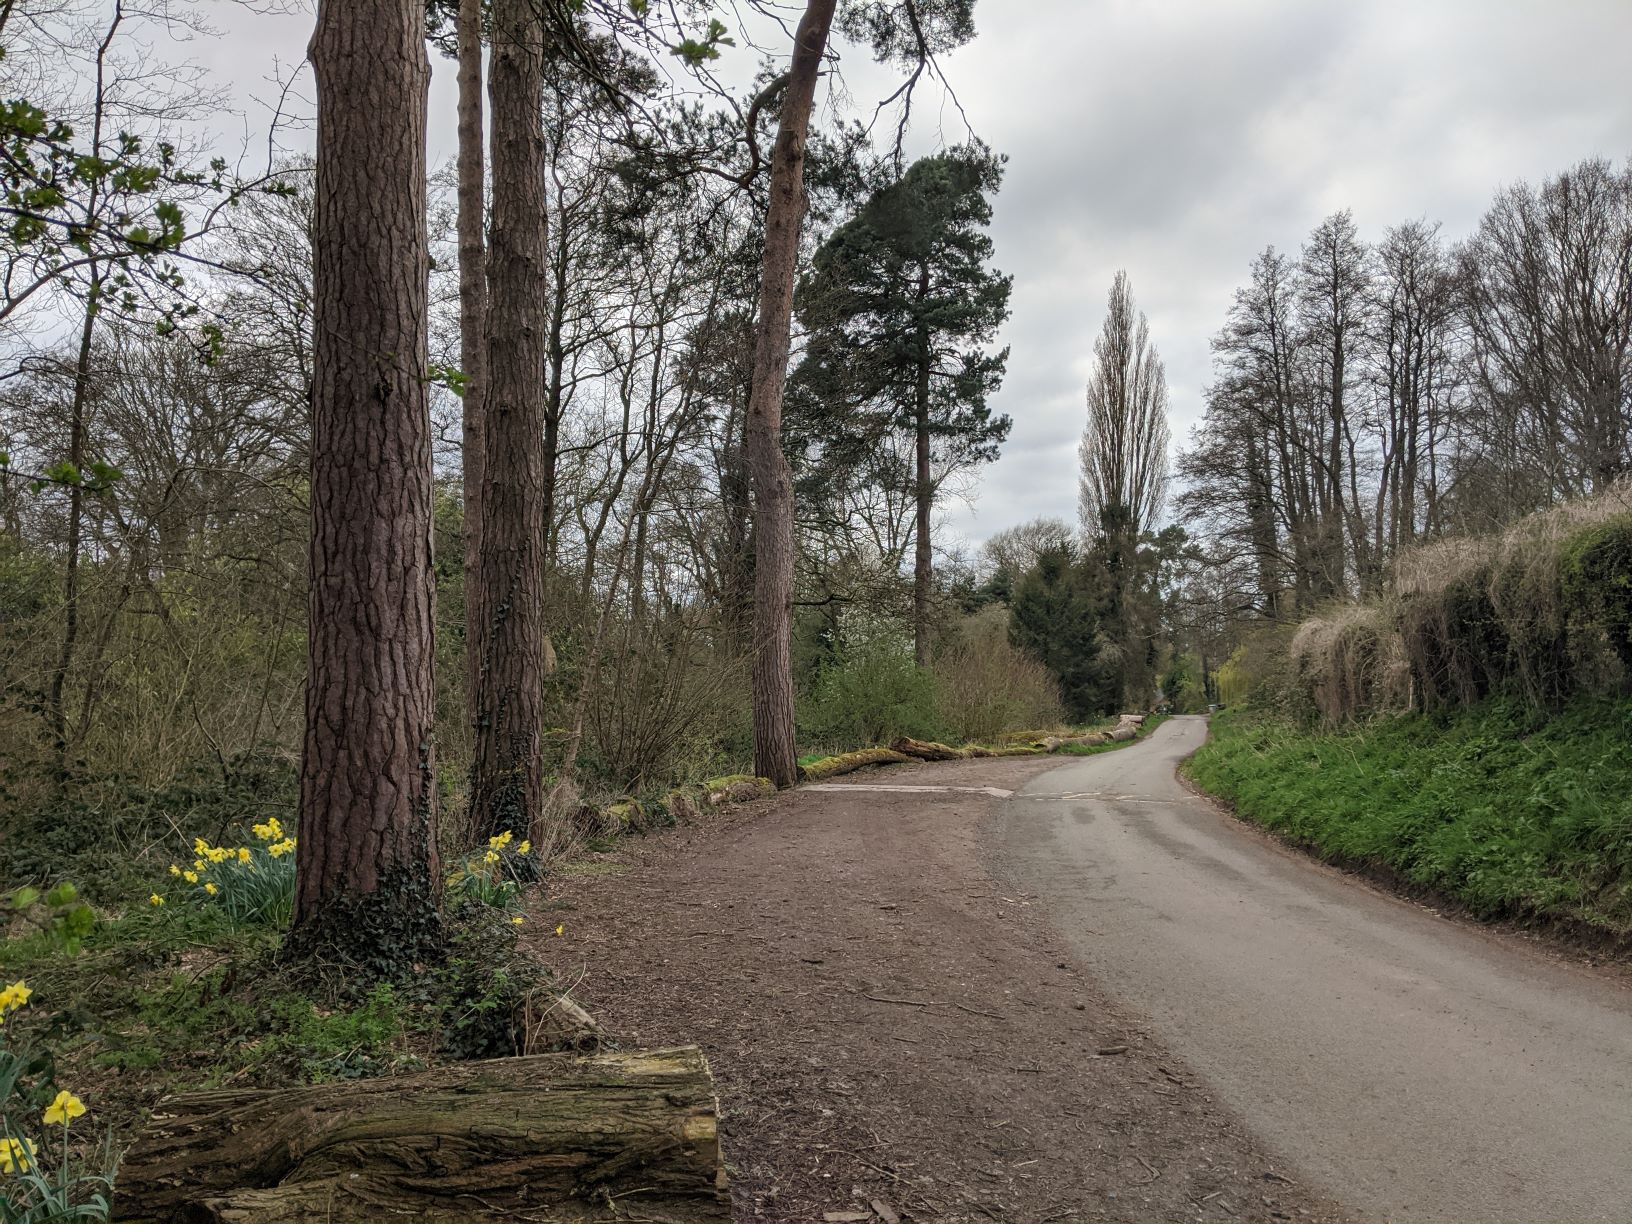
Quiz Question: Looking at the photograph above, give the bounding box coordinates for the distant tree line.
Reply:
[1179,158,1632,624]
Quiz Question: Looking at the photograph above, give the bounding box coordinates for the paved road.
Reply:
[996,715,1632,1223]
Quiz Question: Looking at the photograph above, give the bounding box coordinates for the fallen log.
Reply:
[1108,724,1137,741]
[889,736,966,762]
[798,746,910,781]
[114,1046,728,1223]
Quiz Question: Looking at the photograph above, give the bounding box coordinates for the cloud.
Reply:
[184,1,1632,550]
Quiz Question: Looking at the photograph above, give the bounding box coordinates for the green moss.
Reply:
[797,746,911,781]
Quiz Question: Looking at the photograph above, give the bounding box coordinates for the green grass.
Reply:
[1186,700,1632,939]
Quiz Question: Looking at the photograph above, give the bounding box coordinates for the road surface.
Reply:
[997,714,1632,1223]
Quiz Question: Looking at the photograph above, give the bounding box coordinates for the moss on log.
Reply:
[113,1047,727,1223]
[797,746,911,781]
[703,775,775,804]
[888,736,966,761]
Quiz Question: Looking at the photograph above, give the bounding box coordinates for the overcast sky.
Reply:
[193,0,1632,552]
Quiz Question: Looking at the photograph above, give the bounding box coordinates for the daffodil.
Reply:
[207,847,228,863]
[204,882,218,896]
[193,838,208,855]
[483,850,500,865]
[169,863,181,877]
[149,893,165,907]
[268,838,295,858]
[194,858,207,872]
[554,923,564,937]
[0,1136,35,1174]
[516,840,530,856]
[43,1090,85,1127]
[511,915,525,925]
[237,847,251,863]
[0,980,31,1013]
[183,870,198,884]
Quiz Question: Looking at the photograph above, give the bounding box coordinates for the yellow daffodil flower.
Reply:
[183,870,198,884]
[168,864,181,877]
[554,924,564,936]
[516,840,530,856]
[43,1090,85,1127]
[193,838,207,855]
[149,893,165,907]
[511,915,525,925]
[193,859,207,872]
[483,850,500,865]
[0,980,31,1013]
[0,1136,35,1174]
[204,882,218,896]
[237,847,251,863]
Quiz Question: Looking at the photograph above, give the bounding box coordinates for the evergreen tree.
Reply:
[1008,545,1118,721]
[793,145,1012,665]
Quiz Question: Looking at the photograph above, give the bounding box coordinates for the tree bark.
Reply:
[290,0,442,966]
[912,285,933,668]
[745,0,836,788]
[456,0,489,725]
[46,274,98,783]
[112,1047,727,1224]
[469,0,549,846]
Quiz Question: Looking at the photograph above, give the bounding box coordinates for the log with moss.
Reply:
[889,736,967,761]
[113,1047,728,1223]
[797,746,911,781]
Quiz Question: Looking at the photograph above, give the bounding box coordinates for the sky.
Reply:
[188,0,1632,551]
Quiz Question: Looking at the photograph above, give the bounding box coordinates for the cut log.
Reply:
[113,1047,727,1223]
[889,736,965,761]
[798,747,910,781]
[1108,725,1137,741]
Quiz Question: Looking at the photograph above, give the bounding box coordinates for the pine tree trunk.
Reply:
[291,0,442,965]
[469,0,549,845]
[456,0,488,726]
[745,0,836,788]
[913,318,933,668]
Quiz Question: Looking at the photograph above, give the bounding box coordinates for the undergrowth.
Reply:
[1186,700,1632,938]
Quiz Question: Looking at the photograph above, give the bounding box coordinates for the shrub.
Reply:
[1562,515,1632,677]
[799,620,940,751]
[933,609,1064,742]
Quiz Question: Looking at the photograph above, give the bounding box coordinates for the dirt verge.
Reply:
[529,756,1345,1223]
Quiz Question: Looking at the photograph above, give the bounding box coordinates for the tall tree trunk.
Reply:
[292,0,442,967]
[744,0,836,788]
[46,273,98,783]
[456,0,488,724]
[469,0,548,845]
[912,302,933,668]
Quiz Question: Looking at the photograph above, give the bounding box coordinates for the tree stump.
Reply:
[113,1047,728,1223]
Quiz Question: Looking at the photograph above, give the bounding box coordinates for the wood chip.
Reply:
[822,1213,871,1222]
[870,1199,901,1224]
[1096,1045,1128,1056]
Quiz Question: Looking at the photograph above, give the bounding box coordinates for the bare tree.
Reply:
[290,0,442,966]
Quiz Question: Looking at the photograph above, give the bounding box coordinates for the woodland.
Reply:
[0,0,1628,1219]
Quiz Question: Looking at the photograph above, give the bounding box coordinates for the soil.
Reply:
[528,755,1346,1224]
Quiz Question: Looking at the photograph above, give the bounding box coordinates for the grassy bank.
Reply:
[1186,701,1632,941]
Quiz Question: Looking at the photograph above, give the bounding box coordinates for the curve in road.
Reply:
[997,714,1632,1223]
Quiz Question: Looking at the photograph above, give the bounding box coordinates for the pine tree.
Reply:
[793,145,1012,665]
